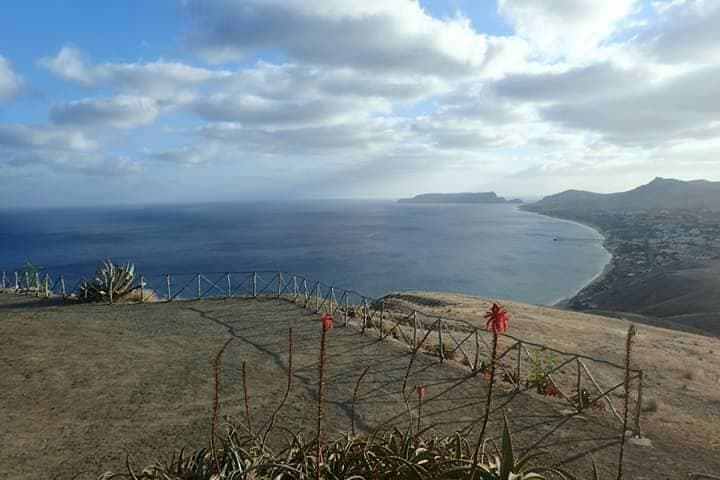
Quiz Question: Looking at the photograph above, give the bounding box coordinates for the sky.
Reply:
[1,0,719,206]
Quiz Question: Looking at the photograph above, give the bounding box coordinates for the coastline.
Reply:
[517,205,614,308]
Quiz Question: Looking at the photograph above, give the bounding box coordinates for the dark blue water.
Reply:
[0,201,610,305]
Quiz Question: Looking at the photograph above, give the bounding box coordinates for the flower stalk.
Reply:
[416,385,426,432]
[470,303,509,480]
[351,366,370,436]
[617,324,636,480]
[210,338,233,474]
[316,313,333,480]
[242,361,252,436]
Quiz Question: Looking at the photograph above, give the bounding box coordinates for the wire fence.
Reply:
[0,268,644,437]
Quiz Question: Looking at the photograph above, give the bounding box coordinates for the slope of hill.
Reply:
[1,292,719,479]
[523,178,720,334]
[382,291,720,474]
[532,177,720,210]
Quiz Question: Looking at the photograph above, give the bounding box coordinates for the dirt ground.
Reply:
[382,291,720,476]
[0,293,718,479]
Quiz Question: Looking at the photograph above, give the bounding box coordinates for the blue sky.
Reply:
[1,0,719,206]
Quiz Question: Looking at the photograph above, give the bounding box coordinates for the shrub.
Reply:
[17,261,42,292]
[79,259,137,303]
[526,349,559,395]
[101,413,577,480]
[641,398,659,413]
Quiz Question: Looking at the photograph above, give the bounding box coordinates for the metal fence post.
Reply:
[44,274,50,298]
[197,273,202,300]
[438,319,445,362]
[344,292,349,326]
[634,371,643,438]
[516,342,522,392]
[24,272,29,294]
[293,275,298,301]
[166,274,171,302]
[412,311,418,350]
[226,273,232,298]
[576,358,583,410]
[15,272,19,291]
[252,272,257,298]
[277,272,282,298]
[361,299,368,333]
[1,271,5,291]
[315,282,320,313]
[379,300,385,339]
[60,275,66,299]
[474,330,481,372]
[35,272,40,296]
[329,287,335,314]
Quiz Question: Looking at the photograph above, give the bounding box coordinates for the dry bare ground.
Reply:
[382,291,720,476]
[0,292,718,479]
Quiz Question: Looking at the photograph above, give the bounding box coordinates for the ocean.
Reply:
[0,201,610,305]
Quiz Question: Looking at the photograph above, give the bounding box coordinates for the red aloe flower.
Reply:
[416,384,426,401]
[484,303,509,334]
[319,312,334,331]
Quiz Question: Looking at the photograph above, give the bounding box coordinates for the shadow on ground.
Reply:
[0,294,692,479]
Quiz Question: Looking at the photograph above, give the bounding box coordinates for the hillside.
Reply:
[530,177,720,210]
[1,292,718,478]
[523,178,720,333]
[399,192,523,204]
[382,291,720,473]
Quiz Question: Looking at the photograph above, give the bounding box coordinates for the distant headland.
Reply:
[398,192,523,204]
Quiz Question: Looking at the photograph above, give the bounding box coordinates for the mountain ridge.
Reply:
[528,177,720,210]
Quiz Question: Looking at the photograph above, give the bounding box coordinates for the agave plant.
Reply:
[100,413,584,480]
[79,259,136,303]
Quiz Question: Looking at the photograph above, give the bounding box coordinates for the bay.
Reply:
[0,201,610,305]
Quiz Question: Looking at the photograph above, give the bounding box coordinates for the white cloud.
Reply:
[50,95,159,128]
[0,56,23,102]
[146,144,219,166]
[191,92,388,127]
[497,0,638,59]
[0,124,98,151]
[540,65,720,146]
[495,62,648,102]
[10,0,720,194]
[186,0,489,76]
[39,47,231,100]
[637,0,720,64]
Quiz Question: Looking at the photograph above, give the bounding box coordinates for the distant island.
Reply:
[398,192,523,204]
[523,177,720,335]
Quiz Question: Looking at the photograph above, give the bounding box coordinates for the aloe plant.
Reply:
[79,259,136,303]
[101,412,584,480]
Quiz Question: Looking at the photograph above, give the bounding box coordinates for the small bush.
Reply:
[79,259,137,303]
[101,413,577,480]
[423,342,457,360]
[642,398,659,413]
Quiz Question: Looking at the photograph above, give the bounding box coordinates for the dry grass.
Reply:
[380,291,720,471]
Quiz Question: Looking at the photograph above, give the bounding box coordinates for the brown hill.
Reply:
[532,177,720,210]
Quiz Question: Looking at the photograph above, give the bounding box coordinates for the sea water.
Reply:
[0,201,610,305]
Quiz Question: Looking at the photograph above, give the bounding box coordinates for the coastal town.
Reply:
[534,209,720,310]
